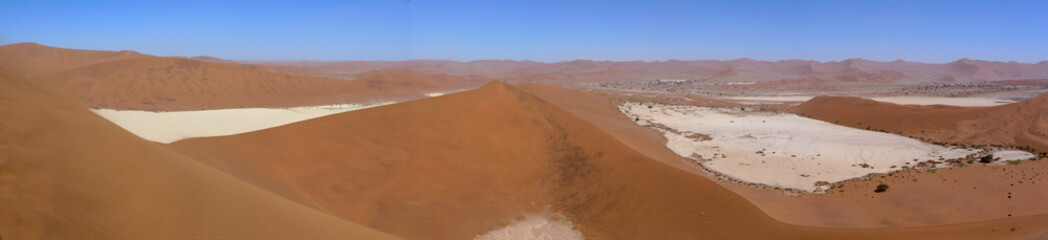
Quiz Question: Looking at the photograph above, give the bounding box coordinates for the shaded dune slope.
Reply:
[33,57,473,110]
[794,95,1048,153]
[173,82,1048,239]
[0,65,396,239]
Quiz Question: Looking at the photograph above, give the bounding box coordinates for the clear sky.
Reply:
[1,0,1046,63]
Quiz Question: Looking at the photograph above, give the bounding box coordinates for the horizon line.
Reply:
[6,42,1048,65]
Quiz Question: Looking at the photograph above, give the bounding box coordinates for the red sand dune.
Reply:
[794,94,1048,153]
[1,43,480,110]
[0,65,396,239]
[31,56,477,110]
[0,42,150,78]
[6,43,1048,239]
[173,82,1048,239]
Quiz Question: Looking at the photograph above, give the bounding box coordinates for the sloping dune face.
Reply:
[33,57,399,110]
[0,66,396,239]
[173,82,781,239]
[0,42,149,78]
[4,44,480,111]
[794,95,1048,153]
[173,82,1048,239]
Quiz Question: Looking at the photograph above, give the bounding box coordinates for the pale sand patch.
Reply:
[724,95,1014,107]
[990,150,1037,163]
[425,88,469,97]
[724,96,814,104]
[870,96,1015,107]
[620,102,977,192]
[92,103,392,143]
[474,215,582,240]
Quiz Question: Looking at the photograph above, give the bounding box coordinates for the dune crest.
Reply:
[30,56,476,110]
[0,42,149,78]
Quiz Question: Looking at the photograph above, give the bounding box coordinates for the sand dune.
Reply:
[172,82,1048,239]
[794,94,1048,153]
[0,43,479,111]
[0,65,396,239]
[6,42,1048,239]
[0,42,150,78]
[29,55,476,110]
[32,57,402,110]
[870,96,1016,107]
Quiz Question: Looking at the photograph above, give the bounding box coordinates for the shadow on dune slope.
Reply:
[0,65,396,239]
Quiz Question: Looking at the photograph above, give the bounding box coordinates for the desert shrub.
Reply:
[874,184,889,193]
[979,154,995,163]
[1008,160,1022,165]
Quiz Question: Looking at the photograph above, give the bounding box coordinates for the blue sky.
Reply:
[1,0,1045,63]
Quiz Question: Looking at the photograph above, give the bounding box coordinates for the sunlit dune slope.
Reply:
[794,94,1048,153]
[0,42,150,78]
[0,65,397,239]
[33,56,473,110]
[173,81,1048,239]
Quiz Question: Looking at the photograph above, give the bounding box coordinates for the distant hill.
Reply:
[216,56,1048,84]
[7,43,1048,84]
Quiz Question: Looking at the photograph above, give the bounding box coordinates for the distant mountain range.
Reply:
[196,54,1048,84]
